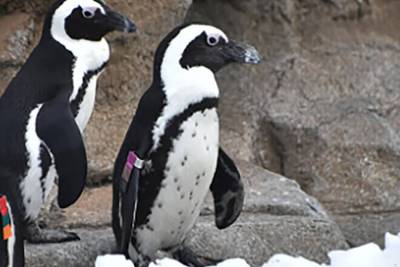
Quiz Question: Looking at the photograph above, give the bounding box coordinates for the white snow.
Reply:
[263,255,321,267]
[95,233,400,267]
[95,255,134,267]
[149,258,187,267]
[95,256,249,267]
[263,232,400,267]
[214,259,250,267]
[149,258,249,267]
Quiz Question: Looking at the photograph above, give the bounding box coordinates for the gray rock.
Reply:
[334,213,400,247]
[28,163,347,267]
[0,12,36,91]
[26,229,115,267]
[189,163,348,266]
[202,162,329,219]
[188,214,346,267]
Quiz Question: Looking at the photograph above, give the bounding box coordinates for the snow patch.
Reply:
[96,233,400,267]
[263,255,321,267]
[149,258,187,267]
[263,232,400,267]
[214,259,250,267]
[95,257,249,267]
[149,258,249,267]
[95,255,134,267]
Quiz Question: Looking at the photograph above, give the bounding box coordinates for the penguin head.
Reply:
[157,24,261,76]
[46,0,136,42]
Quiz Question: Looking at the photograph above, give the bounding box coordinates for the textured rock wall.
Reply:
[186,0,400,246]
[1,0,400,256]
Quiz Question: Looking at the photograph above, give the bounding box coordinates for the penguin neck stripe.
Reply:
[70,61,107,116]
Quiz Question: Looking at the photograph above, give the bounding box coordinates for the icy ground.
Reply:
[95,232,400,267]
[95,257,249,267]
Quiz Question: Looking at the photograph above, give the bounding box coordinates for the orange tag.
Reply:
[3,224,12,240]
[0,195,12,240]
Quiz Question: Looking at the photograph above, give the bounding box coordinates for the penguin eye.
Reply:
[82,8,96,19]
[207,35,220,46]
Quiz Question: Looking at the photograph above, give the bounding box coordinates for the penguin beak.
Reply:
[224,41,262,64]
[101,6,136,33]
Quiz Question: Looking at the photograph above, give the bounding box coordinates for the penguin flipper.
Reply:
[210,148,244,229]
[36,91,87,209]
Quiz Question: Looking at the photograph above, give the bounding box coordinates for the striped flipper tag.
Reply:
[121,151,144,193]
[0,195,12,240]
[122,151,144,182]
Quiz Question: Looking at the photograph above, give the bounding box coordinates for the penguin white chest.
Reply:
[20,105,56,220]
[136,108,219,255]
[74,75,98,132]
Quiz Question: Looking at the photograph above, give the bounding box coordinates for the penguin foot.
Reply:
[25,223,80,244]
[172,247,222,267]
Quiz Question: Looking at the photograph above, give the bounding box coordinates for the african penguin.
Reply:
[112,24,261,267]
[0,0,135,259]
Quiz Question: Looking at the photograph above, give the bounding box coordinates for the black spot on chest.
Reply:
[133,97,219,228]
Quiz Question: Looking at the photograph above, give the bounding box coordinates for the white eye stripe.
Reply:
[82,6,98,18]
[207,33,221,46]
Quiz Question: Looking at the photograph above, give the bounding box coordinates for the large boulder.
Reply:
[187,162,348,266]
[186,0,400,246]
[26,228,115,267]
[31,162,347,267]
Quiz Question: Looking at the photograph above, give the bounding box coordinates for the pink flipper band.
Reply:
[127,151,145,169]
[122,151,144,183]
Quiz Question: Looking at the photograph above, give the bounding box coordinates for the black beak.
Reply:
[224,41,262,64]
[102,6,136,33]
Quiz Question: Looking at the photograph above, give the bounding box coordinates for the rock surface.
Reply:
[186,0,400,246]
[26,228,115,267]
[32,162,347,267]
[188,163,348,266]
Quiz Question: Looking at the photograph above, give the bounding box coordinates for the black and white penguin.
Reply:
[0,0,135,263]
[112,24,261,267]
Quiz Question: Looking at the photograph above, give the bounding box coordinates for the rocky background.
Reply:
[1,0,400,266]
